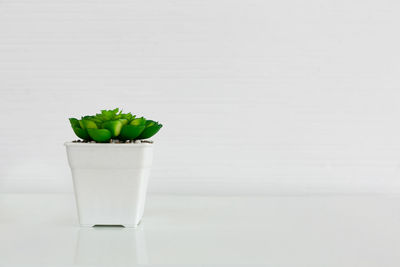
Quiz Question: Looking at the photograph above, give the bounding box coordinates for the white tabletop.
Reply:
[0,193,399,266]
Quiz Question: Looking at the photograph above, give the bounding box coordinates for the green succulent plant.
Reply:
[69,108,163,143]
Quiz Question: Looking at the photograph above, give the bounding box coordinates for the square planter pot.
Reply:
[65,142,154,227]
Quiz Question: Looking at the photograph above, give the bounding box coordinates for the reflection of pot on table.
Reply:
[75,226,148,265]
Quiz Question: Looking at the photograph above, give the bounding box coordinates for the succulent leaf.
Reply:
[119,119,129,126]
[120,125,145,140]
[79,120,85,129]
[145,120,156,127]
[102,120,123,137]
[81,119,98,129]
[120,113,135,121]
[137,123,162,139]
[73,127,90,140]
[69,118,81,128]
[87,128,112,143]
[130,117,146,126]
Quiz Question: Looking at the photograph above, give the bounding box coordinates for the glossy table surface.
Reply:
[0,193,400,266]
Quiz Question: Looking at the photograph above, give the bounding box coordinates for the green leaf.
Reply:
[119,119,129,126]
[120,113,135,121]
[120,125,145,140]
[69,118,90,140]
[81,119,98,129]
[130,117,146,126]
[72,127,90,140]
[137,123,162,139]
[87,128,112,143]
[79,120,85,129]
[145,120,156,127]
[102,120,123,137]
[69,118,81,129]
[94,108,121,122]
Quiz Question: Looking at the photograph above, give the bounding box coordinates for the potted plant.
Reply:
[65,108,162,227]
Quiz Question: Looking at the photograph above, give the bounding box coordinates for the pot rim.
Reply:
[64,141,153,147]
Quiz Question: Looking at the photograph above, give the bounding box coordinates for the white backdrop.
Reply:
[1,0,400,194]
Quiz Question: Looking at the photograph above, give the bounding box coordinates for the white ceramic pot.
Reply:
[65,142,154,227]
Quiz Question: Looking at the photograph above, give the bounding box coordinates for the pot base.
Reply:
[80,223,141,228]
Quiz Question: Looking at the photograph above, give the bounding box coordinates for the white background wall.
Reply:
[1,0,400,194]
